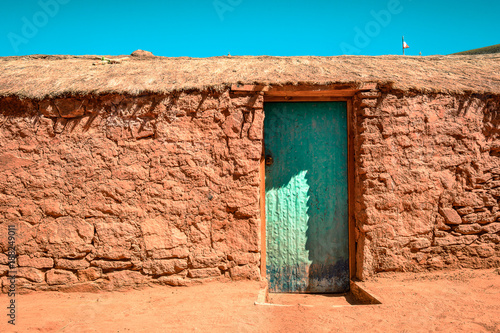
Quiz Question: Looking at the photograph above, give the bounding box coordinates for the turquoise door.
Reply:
[265,102,349,293]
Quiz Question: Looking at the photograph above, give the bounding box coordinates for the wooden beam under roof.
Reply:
[230,83,377,98]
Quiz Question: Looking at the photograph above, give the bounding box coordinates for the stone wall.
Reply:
[1,87,499,291]
[354,90,500,278]
[0,90,264,291]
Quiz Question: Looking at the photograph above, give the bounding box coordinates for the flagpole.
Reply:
[402,36,405,56]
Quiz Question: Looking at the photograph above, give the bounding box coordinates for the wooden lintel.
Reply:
[264,96,351,102]
[232,83,378,96]
[267,84,355,92]
[265,90,357,98]
[265,96,352,102]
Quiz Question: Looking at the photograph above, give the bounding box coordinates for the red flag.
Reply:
[403,41,409,49]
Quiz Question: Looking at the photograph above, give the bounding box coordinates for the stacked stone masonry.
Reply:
[0,91,263,291]
[354,89,500,278]
[0,87,499,291]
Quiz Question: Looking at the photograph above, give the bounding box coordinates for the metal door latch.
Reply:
[265,155,274,166]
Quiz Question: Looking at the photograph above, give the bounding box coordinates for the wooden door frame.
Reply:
[231,84,368,281]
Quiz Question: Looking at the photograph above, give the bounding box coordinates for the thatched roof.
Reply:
[0,54,499,100]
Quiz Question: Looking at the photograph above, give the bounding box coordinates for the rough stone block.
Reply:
[360,99,378,108]
[55,258,90,270]
[427,256,444,269]
[142,259,188,276]
[480,234,500,244]
[454,223,482,235]
[409,239,432,251]
[473,245,495,258]
[151,247,190,260]
[228,252,259,266]
[222,109,244,138]
[37,217,94,258]
[94,222,137,260]
[248,108,264,140]
[376,252,401,272]
[229,265,260,281]
[456,207,474,216]
[41,200,64,217]
[187,268,221,279]
[141,218,187,255]
[105,270,148,288]
[157,275,191,287]
[0,265,9,276]
[453,192,484,207]
[90,260,133,271]
[482,223,500,234]
[77,267,102,282]
[190,254,224,269]
[1,277,33,293]
[17,267,45,283]
[461,213,478,224]
[17,255,54,269]
[439,208,462,225]
[476,211,496,224]
[46,269,78,285]
[433,235,462,247]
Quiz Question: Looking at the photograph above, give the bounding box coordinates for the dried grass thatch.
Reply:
[0,54,499,100]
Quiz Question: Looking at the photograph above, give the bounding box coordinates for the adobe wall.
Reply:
[0,91,264,291]
[0,87,499,291]
[354,91,500,278]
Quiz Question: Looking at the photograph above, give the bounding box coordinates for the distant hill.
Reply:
[452,44,500,55]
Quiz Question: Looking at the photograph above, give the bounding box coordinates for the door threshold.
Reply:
[255,281,381,307]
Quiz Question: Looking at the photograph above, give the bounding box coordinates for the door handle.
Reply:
[265,155,274,166]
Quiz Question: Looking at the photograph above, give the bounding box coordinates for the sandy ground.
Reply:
[1,268,499,333]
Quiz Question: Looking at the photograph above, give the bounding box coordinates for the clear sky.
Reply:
[1,0,499,57]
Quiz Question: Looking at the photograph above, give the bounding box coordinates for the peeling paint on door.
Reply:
[265,102,349,293]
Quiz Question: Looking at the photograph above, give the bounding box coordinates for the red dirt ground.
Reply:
[1,268,499,332]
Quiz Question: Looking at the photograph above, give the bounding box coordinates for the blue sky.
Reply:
[1,0,499,57]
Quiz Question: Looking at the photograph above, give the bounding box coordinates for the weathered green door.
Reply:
[265,102,349,293]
